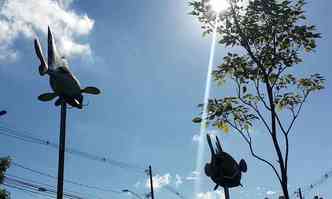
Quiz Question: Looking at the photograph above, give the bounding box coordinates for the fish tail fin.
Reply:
[34,38,48,76]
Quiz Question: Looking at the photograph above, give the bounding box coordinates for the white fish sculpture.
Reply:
[35,27,100,109]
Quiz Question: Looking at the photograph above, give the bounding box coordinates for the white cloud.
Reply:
[197,190,225,199]
[186,171,200,181]
[0,0,94,62]
[192,134,201,143]
[192,130,220,143]
[145,174,171,190]
[134,181,141,188]
[266,190,276,195]
[175,174,183,187]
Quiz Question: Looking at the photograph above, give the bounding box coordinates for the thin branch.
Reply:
[234,78,272,135]
[226,120,283,184]
[255,75,271,111]
[285,92,309,135]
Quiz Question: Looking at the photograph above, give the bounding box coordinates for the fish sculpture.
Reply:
[34,27,100,109]
[205,134,247,190]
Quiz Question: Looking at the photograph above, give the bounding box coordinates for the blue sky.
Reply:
[0,0,331,199]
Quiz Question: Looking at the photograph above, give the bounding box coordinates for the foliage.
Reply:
[0,157,11,199]
[190,0,325,198]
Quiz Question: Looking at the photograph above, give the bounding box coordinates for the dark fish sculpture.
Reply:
[205,134,247,190]
[34,27,100,109]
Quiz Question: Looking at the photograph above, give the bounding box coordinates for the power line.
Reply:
[0,125,145,173]
[163,185,186,199]
[0,124,187,198]
[294,168,332,197]
[4,177,87,199]
[6,174,104,199]
[4,183,56,199]
[11,161,122,194]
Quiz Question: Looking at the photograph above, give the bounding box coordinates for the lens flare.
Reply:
[209,0,229,13]
[194,23,218,198]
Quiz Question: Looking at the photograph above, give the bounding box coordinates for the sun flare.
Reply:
[208,0,229,13]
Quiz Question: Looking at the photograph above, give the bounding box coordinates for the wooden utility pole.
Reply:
[298,188,303,199]
[148,165,155,199]
[57,102,67,199]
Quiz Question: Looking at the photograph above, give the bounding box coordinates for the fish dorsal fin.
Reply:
[206,134,216,158]
[215,136,223,153]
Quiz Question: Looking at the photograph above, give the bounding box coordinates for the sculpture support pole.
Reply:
[224,186,230,199]
[57,102,67,199]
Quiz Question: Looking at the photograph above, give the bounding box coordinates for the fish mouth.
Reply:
[62,95,83,109]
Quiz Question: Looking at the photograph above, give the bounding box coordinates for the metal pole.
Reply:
[148,165,155,199]
[57,102,67,199]
[224,186,230,199]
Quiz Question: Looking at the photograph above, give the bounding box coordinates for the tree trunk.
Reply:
[267,83,290,199]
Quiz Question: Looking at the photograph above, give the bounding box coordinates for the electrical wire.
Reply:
[0,124,186,198]
[11,161,122,194]
[5,174,105,199]
[0,125,145,173]
[293,168,332,198]
[4,183,56,199]
[4,177,84,199]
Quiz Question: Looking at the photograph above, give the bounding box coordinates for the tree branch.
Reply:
[226,120,283,184]
[234,78,272,135]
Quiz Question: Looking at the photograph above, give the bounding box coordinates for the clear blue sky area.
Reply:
[0,1,331,199]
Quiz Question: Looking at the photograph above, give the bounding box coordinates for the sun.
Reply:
[208,0,229,13]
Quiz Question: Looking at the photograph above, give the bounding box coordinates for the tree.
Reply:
[0,157,11,199]
[190,0,325,198]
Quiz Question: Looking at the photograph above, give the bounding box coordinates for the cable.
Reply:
[4,183,56,199]
[163,185,186,199]
[5,177,73,199]
[0,125,145,173]
[6,174,104,199]
[11,161,122,194]
[294,168,332,197]
[4,177,87,199]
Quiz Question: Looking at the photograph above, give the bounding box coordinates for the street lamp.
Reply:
[122,189,144,199]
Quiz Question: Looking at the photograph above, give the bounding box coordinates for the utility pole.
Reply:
[298,188,303,199]
[57,102,67,199]
[295,188,303,199]
[148,165,155,199]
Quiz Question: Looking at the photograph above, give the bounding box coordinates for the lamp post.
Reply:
[34,26,100,199]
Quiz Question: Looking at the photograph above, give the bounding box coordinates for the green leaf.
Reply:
[192,117,202,123]
[217,122,230,134]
